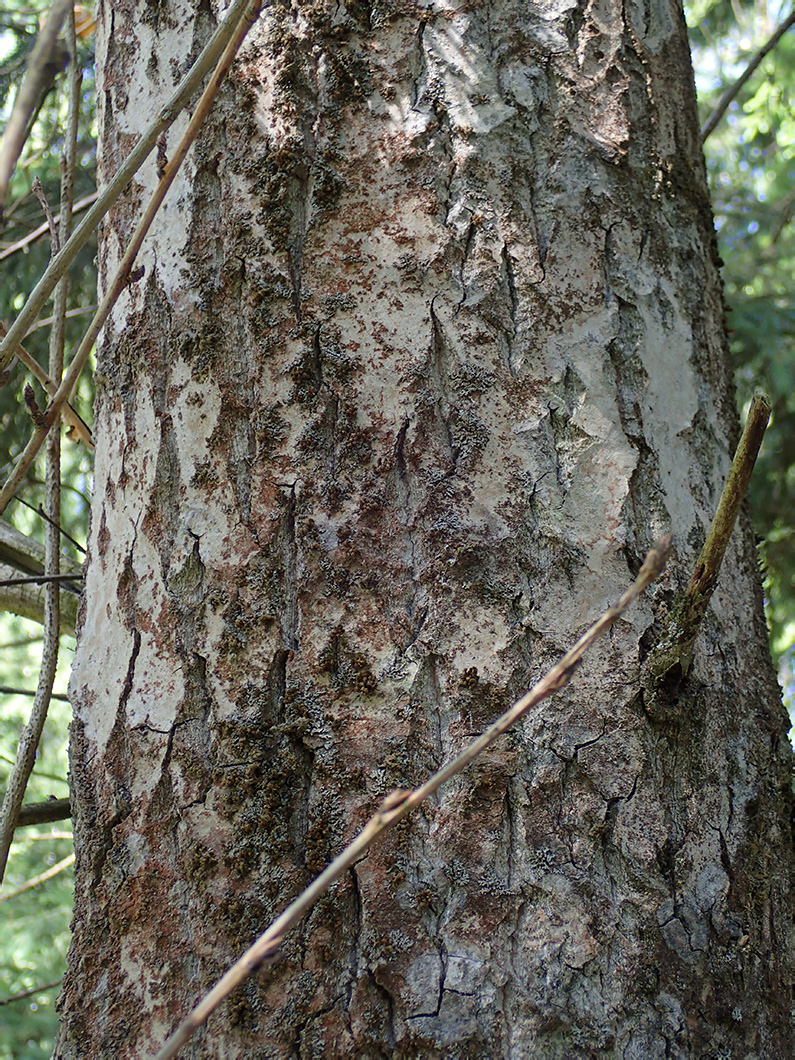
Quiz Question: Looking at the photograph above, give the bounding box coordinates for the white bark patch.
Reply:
[424,22,516,135]
[636,284,702,535]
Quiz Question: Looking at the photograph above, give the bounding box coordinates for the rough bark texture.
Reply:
[57,1,793,1057]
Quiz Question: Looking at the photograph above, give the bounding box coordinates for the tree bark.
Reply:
[57,1,793,1057]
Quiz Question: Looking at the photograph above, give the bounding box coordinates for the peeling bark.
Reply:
[57,1,793,1058]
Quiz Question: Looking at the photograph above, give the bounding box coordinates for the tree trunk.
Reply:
[57,1,793,1057]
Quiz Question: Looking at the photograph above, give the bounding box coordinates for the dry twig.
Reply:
[0,0,257,378]
[0,979,62,1006]
[0,0,264,520]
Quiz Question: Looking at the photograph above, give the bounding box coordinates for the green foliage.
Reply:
[687,0,795,703]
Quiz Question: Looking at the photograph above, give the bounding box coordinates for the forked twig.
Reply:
[0,0,264,520]
[0,322,93,448]
[153,536,672,1060]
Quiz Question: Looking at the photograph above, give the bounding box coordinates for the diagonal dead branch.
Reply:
[152,535,672,1060]
[0,0,264,520]
[0,0,257,378]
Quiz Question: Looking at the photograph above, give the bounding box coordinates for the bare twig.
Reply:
[0,0,258,378]
[0,979,62,1006]
[0,190,97,261]
[647,391,771,682]
[31,176,59,255]
[0,560,78,635]
[34,502,86,553]
[0,322,93,449]
[0,517,82,580]
[0,0,264,520]
[701,11,795,142]
[0,573,81,587]
[153,536,672,1060]
[0,852,75,901]
[25,305,97,334]
[0,686,70,701]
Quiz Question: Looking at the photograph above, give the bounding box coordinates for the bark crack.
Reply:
[500,242,519,379]
[279,481,299,651]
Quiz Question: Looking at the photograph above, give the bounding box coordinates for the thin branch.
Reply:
[12,797,72,827]
[0,686,70,701]
[34,503,86,554]
[0,322,93,449]
[647,391,771,682]
[153,536,672,1060]
[0,852,75,901]
[0,516,82,580]
[0,573,82,587]
[25,305,97,334]
[0,979,62,1006]
[0,0,259,379]
[701,11,795,142]
[0,190,97,261]
[0,560,77,635]
[0,0,264,520]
